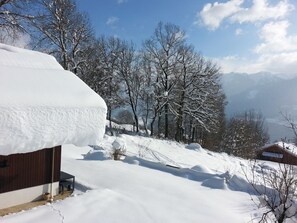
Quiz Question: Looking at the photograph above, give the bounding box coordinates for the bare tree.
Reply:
[143,22,185,138]
[172,44,196,141]
[170,44,223,142]
[0,0,34,44]
[142,22,225,140]
[31,0,94,73]
[246,159,297,223]
[178,56,224,143]
[91,36,122,134]
[139,53,155,135]
[281,111,297,144]
[116,40,143,132]
[140,50,164,136]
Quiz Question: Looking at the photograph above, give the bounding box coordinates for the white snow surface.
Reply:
[0,44,107,155]
[3,134,283,223]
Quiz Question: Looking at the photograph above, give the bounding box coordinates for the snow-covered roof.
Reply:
[260,142,297,156]
[0,44,107,155]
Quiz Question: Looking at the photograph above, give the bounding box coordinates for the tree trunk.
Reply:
[158,112,162,137]
[107,106,113,136]
[142,117,149,135]
[175,87,185,141]
[133,113,139,132]
[150,119,155,136]
[63,52,68,70]
[175,115,183,142]
[191,127,196,143]
[164,103,169,138]
[175,102,184,142]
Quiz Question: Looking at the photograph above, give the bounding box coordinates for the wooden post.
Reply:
[50,147,55,202]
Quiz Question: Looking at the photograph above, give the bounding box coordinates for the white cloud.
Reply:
[199,0,243,30]
[200,1,297,75]
[256,52,297,74]
[214,51,297,75]
[106,16,119,26]
[230,0,294,24]
[213,55,251,73]
[254,20,297,54]
[199,0,294,30]
[214,22,297,75]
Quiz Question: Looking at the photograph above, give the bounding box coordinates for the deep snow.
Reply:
[2,134,272,223]
[0,44,107,155]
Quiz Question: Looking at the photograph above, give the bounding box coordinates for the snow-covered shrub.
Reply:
[246,161,297,223]
[111,138,127,160]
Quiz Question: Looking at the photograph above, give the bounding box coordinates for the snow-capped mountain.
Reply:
[222,72,297,142]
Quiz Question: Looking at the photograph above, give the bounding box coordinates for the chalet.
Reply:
[256,142,297,165]
[0,44,107,209]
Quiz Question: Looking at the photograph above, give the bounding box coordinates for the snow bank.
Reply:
[0,44,107,155]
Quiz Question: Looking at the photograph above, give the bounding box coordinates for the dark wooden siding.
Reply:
[0,146,61,194]
[257,145,297,165]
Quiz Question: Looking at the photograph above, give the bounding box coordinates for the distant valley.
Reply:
[222,72,297,142]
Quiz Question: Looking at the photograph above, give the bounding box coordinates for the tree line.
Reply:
[0,0,269,156]
[84,23,226,146]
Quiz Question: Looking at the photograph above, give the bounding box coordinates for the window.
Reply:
[262,151,283,159]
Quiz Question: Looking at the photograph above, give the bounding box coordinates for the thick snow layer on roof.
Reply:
[261,142,297,156]
[0,44,107,155]
[277,142,297,156]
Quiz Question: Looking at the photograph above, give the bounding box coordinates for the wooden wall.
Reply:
[0,146,61,194]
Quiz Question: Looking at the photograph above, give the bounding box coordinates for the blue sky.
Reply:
[77,0,297,75]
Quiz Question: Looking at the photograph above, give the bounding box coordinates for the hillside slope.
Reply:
[2,134,281,223]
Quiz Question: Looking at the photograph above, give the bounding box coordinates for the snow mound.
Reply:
[191,164,212,174]
[83,150,109,161]
[228,174,253,192]
[201,176,227,190]
[186,143,203,151]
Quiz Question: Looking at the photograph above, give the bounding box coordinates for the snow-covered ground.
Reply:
[1,134,287,223]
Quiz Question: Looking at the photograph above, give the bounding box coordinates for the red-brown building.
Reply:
[256,143,297,165]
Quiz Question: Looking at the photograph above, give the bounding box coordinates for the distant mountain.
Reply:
[222,72,297,142]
